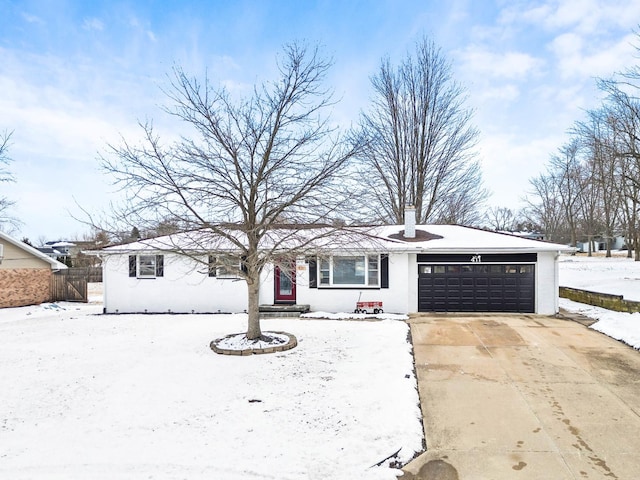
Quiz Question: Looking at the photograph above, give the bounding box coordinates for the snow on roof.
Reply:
[95,224,572,255]
[46,241,76,248]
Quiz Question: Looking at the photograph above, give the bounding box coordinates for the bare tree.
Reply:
[573,109,622,257]
[0,131,19,232]
[598,71,640,260]
[354,36,486,225]
[523,172,565,242]
[100,44,361,340]
[484,206,516,231]
[549,139,585,247]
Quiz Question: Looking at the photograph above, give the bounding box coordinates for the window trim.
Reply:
[129,254,164,279]
[317,254,381,289]
[208,255,244,279]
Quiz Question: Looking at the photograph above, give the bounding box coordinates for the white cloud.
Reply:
[501,0,640,35]
[478,131,563,208]
[551,32,637,79]
[21,12,44,25]
[475,84,521,103]
[458,46,545,80]
[82,18,104,32]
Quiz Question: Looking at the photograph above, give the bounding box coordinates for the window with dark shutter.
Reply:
[129,256,136,277]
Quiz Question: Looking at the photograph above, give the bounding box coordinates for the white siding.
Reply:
[103,250,562,315]
[295,253,411,314]
[535,250,559,315]
[103,253,249,314]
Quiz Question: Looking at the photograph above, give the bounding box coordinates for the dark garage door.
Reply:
[418,263,535,313]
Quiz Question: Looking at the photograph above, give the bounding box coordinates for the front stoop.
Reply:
[259,304,310,318]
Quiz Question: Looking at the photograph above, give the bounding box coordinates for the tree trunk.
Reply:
[246,277,262,340]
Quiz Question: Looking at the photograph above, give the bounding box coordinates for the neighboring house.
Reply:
[0,232,67,308]
[37,246,64,259]
[95,213,572,315]
[576,235,626,253]
[42,240,102,268]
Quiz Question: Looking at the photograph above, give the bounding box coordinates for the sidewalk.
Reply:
[401,314,640,480]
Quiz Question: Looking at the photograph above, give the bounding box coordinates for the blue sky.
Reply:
[1,0,639,241]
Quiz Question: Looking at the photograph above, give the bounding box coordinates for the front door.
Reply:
[274,265,296,303]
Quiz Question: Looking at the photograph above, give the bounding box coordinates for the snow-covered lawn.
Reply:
[559,252,640,301]
[0,303,423,480]
[559,252,640,350]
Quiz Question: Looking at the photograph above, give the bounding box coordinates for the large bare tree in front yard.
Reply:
[101,44,360,340]
[354,36,486,225]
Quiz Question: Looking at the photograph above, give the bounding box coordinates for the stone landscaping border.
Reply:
[210,331,298,356]
[560,286,640,313]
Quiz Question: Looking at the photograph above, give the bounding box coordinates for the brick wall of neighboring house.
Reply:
[0,268,52,308]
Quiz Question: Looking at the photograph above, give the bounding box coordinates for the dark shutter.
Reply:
[208,255,216,277]
[381,254,389,289]
[156,255,164,277]
[308,257,317,288]
[240,256,248,274]
[129,255,136,277]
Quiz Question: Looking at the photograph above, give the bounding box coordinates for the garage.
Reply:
[417,253,536,313]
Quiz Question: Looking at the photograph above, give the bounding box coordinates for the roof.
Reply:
[46,241,76,248]
[0,231,68,269]
[93,224,572,255]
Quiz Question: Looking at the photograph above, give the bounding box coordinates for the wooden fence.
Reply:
[51,267,102,303]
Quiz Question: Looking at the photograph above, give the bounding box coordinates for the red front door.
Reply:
[274,265,296,303]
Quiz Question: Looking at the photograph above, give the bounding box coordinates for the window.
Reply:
[319,258,330,285]
[318,255,381,287]
[333,256,365,284]
[368,255,379,286]
[129,255,164,278]
[208,255,243,278]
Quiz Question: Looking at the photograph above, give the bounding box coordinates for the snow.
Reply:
[302,311,409,321]
[559,252,640,301]
[559,252,640,351]
[214,331,291,350]
[0,302,423,480]
[98,224,570,256]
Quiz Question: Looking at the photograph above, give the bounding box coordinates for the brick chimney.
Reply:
[404,205,416,239]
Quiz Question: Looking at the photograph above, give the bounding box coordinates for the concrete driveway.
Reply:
[401,314,640,480]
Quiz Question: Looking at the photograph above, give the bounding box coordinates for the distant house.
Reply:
[94,211,572,316]
[0,232,67,308]
[40,240,102,268]
[576,235,626,253]
[37,245,64,259]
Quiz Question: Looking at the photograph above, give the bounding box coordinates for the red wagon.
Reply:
[354,301,383,314]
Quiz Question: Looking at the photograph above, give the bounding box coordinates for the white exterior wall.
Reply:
[295,253,411,314]
[535,250,559,315]
[103,253,251,314]
[103,249,561,315]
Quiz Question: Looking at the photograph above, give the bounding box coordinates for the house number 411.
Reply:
[470,255,482,263]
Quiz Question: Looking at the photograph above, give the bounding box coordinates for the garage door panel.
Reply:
[418,263,535,313]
